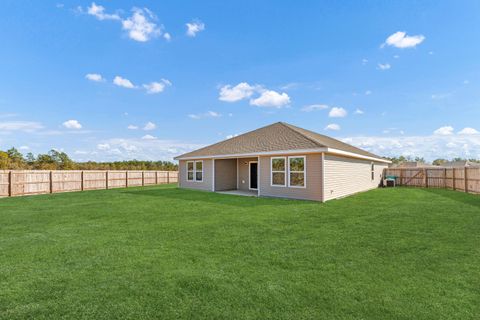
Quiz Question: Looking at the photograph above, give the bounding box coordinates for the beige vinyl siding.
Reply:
[323,154,387,201]
[237,157,258,191]
[214,159,237,191]
[178,159,213,191]
[258,154,322,201]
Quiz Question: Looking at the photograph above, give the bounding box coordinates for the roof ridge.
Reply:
[279,122,325,148]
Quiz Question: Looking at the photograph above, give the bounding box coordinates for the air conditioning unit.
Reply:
[383,178,396,187]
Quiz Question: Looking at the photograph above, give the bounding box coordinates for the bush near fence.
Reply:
[0,170,178,197]
[384,167,480,194]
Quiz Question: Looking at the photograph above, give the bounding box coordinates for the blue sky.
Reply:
[1,1,480,161]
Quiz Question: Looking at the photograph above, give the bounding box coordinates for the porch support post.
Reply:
[212,159,215,192]
[257,156,260,196]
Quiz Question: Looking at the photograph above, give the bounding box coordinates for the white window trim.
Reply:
[288,156,306,189]
[195,160,203,182]
[270,156,286,187]
[186,161,194,181]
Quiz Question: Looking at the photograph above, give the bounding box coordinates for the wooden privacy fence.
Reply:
[0,170,178,198]
[384,167,480,194]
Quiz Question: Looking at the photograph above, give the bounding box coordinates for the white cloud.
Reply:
[163,32,171,41]
[325,124,340,131]
[250,90,290,108]
[383,31,425,48]
[113,76,136,88]
[428,51,434,55]
[91,137,204,161]
[186,20,205,37]
[362,58,368,65]
[87,2,120,20]
[219,82,257,102]
[0,121,43,132]
[354,108,364,115]
[301,104,329,112]
[62,119,82,129]
[85,73,105,82]
[97,143,111,150]
[377,63,391,70]
[342,134,480,161]
[463,80,470,85]
[365,90,372,95]
[434,126,454,135]
[143,122,156,131]
[122,8,161,42]
[226,133,239,139]
[141,134,157,140]
[458,127,479,135]
[19,146,30,150]
[188,111,221,120]
[219,82,290,107]
[127,125,138,130]
[329,107,347,118]
[393,55,400,59]
[143,79,171,94]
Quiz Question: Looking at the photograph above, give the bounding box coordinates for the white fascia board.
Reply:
[325,148,392,164]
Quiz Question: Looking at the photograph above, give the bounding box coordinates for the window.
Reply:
[271,157,286,186]
[187,161,194,181]
[195,161,203,181]
[371,163,375,180]
[186,160,203,182]
[289,156,305,188]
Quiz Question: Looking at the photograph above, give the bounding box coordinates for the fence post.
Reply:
[106,171,109,190]
[464,167,468,193]
[126,171,128,188]
[167,171,170,184]
[49,171,53,193]
[452,169,456,191]
[142,171,145,186]
[80,171,84,191]
[443,168,447,189]
[155,171,158,185]
[424,169,428,188]
[7,170,12,197]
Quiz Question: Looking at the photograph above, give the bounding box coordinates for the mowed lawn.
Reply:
[1,185,480,320]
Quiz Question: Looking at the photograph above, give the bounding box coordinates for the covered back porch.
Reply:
[213,157,259,195]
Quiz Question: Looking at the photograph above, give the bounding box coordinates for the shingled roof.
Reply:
[175,122,387,161]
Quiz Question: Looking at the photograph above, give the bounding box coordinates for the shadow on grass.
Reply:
[122,187,308,208]
[421,188,480,208]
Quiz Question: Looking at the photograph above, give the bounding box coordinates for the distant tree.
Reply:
[432,158,447,166]
[0,151,9,169]
[0,147,178,170]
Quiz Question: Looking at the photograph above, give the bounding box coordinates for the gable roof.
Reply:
[175,122,389,162]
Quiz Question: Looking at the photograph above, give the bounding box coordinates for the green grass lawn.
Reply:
[1,185,480,319]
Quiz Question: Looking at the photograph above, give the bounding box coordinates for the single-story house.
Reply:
[174,122,391,202]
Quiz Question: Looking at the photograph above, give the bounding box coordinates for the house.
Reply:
[391,161,434,168]
[174,122,391,202]
[442,160,480,168]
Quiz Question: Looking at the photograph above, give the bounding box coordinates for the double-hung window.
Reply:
[271,157,286,186]
[288,156,305,188]
[186,160,203,182]
[195,161,203,181]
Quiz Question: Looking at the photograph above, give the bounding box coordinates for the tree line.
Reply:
[0,148,178,171]
[385,155,480,166]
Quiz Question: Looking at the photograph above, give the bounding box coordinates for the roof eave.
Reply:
[174,147,391,164]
